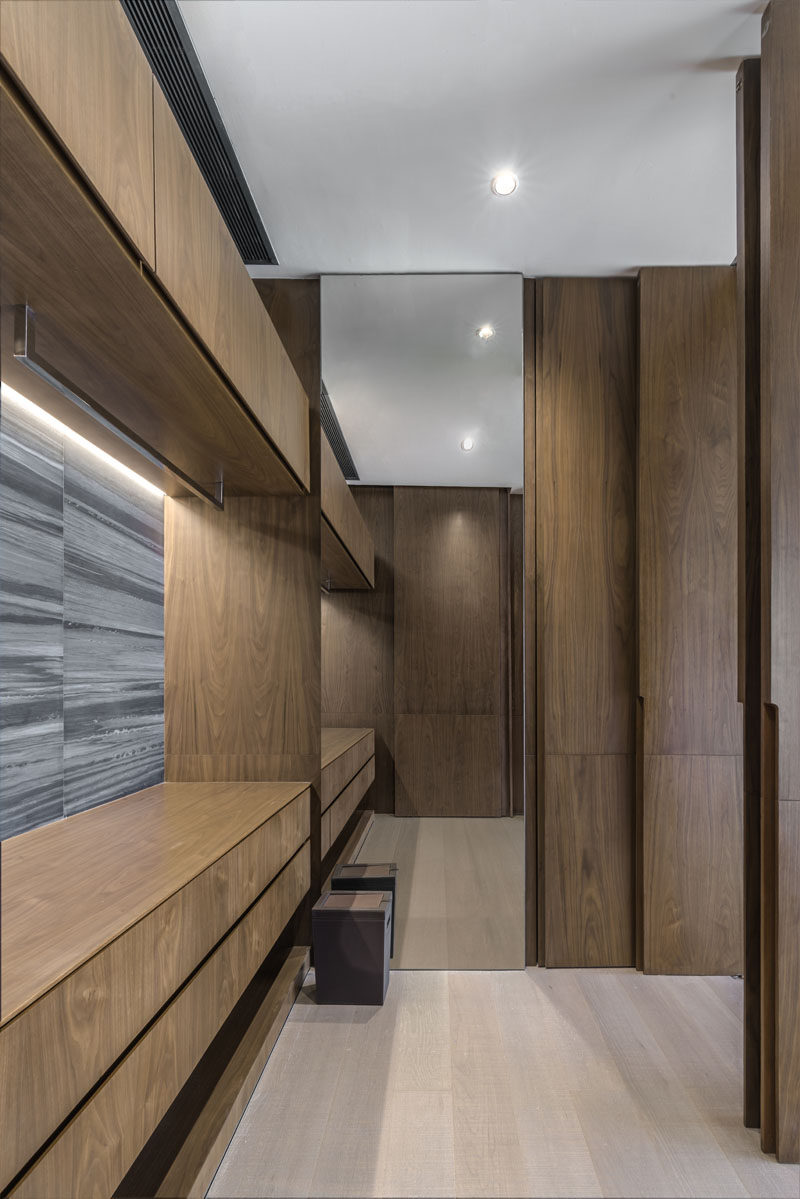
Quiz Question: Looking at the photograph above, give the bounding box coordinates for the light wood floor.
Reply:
[208,968,798,1199]
[356,815,525,969]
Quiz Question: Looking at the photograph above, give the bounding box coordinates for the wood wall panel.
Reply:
[760,0,800,1163]
[535,278,636,967]
[736,55,763,1130]
[320,435,374,586]
[322,486,395,812]
[639,266,742,978]
[11,848,309,1199]
[523,278,537,965]
[153,89,309,490]
[1,0,156,265]
[543,755,634,967]
[395,715,501,818]
[642,754,743,975]
[394,487,502,717]
[510,493,524,817]
[639,268,740,758]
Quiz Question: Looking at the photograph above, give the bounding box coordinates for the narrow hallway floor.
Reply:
[208,968,799,1198]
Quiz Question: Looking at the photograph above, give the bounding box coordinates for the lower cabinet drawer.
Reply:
[0,789,309,1190]
[321,757,375,858]
[11,843,310,1199]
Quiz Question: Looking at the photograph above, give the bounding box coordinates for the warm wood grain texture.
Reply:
[543,756,634,967]
[147,947,310,1199]
[639,268,740,758]
[0,79,299,500]
[320,434,374,586]
[321,727,375,810]
[639,266,743,978]
[321,757,376,858]
[0,0,155,265]
[152,87,309,490]
[321,516,373,590]
[761,1,800,1162]
[322,486,395,813]
[164,494,320,783]
[394,487,502,716]
[510,493,524,817]
[535,278,637,967]
[0,783,309,1189]
[737,55,763,1131]
[395,715,502,818]
[643,754,743,975]
[523,277,537,965]
[11,847,309,1199]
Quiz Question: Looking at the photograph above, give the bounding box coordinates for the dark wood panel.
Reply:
[643,754,743,976]
[639,267,740,758]
[536,278,637,757]
[153,88,309,490]
[510,494,524,817]
[394,487,502,717]
[321,516,372,590]
[321,757,376,858]
[776,801,800,1163]
[395,715,501,818]
[11,848,309,1199]
[761,2,800,1162]
[164,494,320,784]
[523,278,538,965]
[320,435,374,586]
[1,0,156,265]
[543,755,634,967]
[0,79,300,500]
[736,55,762,1131]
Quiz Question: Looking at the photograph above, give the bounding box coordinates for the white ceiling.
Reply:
[176,0,762,487]
[178,0,762,277]
[321,274,523,487]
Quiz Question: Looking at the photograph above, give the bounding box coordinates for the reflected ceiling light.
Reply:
[491,170,518,196]
[476,325,495,340]
[0,382,165,497]
[460,436,475,452]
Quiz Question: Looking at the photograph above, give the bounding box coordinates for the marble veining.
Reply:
[0,400,165,839]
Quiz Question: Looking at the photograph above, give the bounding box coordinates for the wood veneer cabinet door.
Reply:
[152,87,310,490]
[535,278,637,968]
[639,265,743,977]
[320,434,375,586]
[0,0,155,267]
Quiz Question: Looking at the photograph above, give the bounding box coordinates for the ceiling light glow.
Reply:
[491,171,518,197]
[0,382,165,497]
[460,437,475,452]
[476,325,495,340]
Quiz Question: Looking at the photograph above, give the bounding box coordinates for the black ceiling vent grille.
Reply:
[121,0,277,265]
[321,383,359,481]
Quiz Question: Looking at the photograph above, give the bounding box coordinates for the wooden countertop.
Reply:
[0,780,310,1025]
[321,727,373,770]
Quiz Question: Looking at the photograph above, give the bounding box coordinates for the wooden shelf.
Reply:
[0,780,310,1192]
[321,435,374,588]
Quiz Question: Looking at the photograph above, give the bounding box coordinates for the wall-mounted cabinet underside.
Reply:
[320,434,374,589]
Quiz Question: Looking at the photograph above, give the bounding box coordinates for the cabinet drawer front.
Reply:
[0,790,309,1189]
[322,757,375,857]
[322,732,375,810]
[0,0,155,266]
[152,87,309,489]
[12,846,310,1199]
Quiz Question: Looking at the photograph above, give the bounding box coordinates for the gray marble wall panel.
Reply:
[0,403,64,839]
[0,398,164,839]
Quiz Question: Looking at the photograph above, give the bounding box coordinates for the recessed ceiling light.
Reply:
[460,437,475,452]
[491,171,518,197]
[476,325,495,340]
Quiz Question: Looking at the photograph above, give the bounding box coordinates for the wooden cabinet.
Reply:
[0,781,311,1193]
[320,432,375,588]
[0,0,155,267]
[153,87,310,491]
[320,728,376,858]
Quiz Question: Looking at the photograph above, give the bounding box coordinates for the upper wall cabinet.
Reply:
[0,0,155,268]
[321,434,375,589]
[152,87,310,491]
